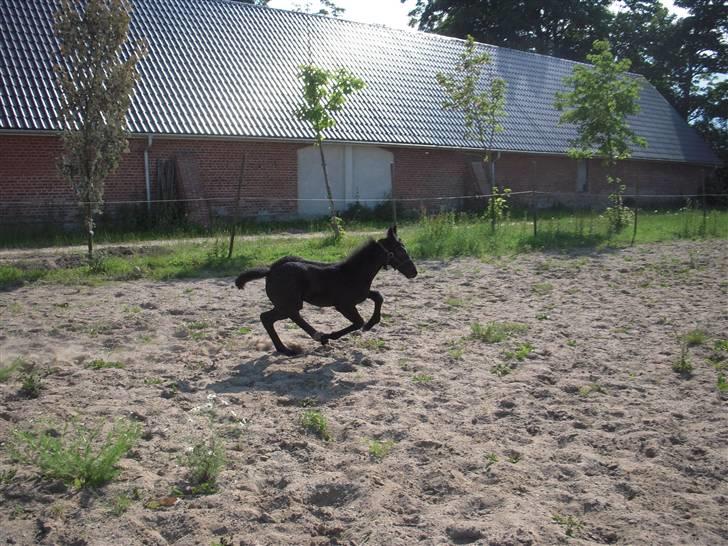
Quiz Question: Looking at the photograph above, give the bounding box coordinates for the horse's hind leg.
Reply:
[260,308,297,356]
[324,305,365,342]
[363,290,383,331]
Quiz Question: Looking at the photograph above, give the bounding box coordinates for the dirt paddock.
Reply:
[1,240,726,545]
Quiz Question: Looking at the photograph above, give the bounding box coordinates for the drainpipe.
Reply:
[144,134,154,213]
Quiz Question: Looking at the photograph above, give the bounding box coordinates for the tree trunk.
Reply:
[318,143,340,237]
[85,201,94,260]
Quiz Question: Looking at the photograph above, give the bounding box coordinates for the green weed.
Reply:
[300,410,332,441]
[672,340,693,375]
[717,374,728,393]
[8,419,140,488]
[579,383,606,397]
[368,439,395,461]
[504,342,534,361]
[20,372,43,398]
[470,321,528,344]
[552,514,584,538]
[484,452,498,471]
[531,282,553,295]
[184,436,226,495]
[412,373,434,383]
[86,359,124,370]
[491,362,513,377]
[0,357,25,382]
[683,329,708,347]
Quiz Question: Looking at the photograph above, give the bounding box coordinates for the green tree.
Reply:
[292,0,345,17]
[436,35,506,227]
[404,0,612,62]
[668,0,727,120]
[295,64,365,238]
[555,40,647,231]
[610,0,677,102]
[54,0,146,258]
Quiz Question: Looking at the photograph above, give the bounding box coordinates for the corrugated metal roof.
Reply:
[0,0,720,165]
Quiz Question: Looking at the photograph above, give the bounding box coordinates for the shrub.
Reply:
[183,436,226,495]
[8,419,140,488]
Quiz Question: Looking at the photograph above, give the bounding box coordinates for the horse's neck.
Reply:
[341,241,384,283]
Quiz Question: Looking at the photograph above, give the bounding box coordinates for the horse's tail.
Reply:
[235,267,269,289]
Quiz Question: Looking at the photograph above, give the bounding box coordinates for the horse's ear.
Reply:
[387,225,398,239]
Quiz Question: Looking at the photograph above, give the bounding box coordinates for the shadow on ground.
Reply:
[207,349,375,403]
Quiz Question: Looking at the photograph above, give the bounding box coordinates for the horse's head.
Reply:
[377,225,417,279]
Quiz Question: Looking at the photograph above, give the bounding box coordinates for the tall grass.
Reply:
[1,209,726,288]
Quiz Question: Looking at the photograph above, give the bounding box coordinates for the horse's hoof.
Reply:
[320,335,329,345]
[277,347,300,357]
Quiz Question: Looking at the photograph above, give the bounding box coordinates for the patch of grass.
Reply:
[20,372,43,398]
[184,436,226,495]
[237,327,252,335]
[8,419,140,488]
[504,342,534,361]
[672,340,693,375]
[579,383,606,397]
[368,439,395,461]
[484,453,498,471]
[0,468,17,485]
[86,359,124,370]
[0,357,24,382]
[445,297,465,307]
[714,339,728,352]
[566,339,577,347]
[143,377,163,385]
[412,373,434,383]
[552,514,584,538]
[356,337,387,351]
[531,282,553,295]
[300,410,332,441]
[507,453,522,464]
[470,321,528,344]
[110,492,133,516]
[491,362,513,377]
[683,329,708,347]
[3,210,727,289]
[717,374,728,393]
[448,343,464,360]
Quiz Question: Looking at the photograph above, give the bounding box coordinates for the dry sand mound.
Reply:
[0,240,726,545]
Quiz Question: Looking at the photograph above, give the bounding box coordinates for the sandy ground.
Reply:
[0,240,726,546]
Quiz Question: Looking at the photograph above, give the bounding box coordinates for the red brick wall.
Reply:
[0,135,299,225]
[0,134,709,225]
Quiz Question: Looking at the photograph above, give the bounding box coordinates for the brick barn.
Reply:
[0,0,721,227]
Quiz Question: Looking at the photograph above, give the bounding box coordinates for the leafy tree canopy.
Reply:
[404,0,612,61]
[555,40,646,164]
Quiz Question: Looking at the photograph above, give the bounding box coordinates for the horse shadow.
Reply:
[206,349,375,403]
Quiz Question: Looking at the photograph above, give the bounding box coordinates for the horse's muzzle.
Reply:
[399,261,418,279]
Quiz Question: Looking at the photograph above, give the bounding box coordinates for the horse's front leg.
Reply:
[322,306,365,343]
[362,290,383,331]
[288,310,328,345]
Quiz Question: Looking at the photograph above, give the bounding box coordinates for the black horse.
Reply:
[235,226,417,356]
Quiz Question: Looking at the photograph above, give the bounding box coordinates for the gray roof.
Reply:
[0,0,720,165]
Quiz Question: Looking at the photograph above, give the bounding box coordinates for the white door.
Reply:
[297,144,393,216]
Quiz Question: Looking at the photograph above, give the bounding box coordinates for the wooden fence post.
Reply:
[390,162,397,226]
[227,154,246,259]
[531,190,538,237]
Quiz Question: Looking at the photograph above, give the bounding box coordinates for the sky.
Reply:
[266,0,689,30]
